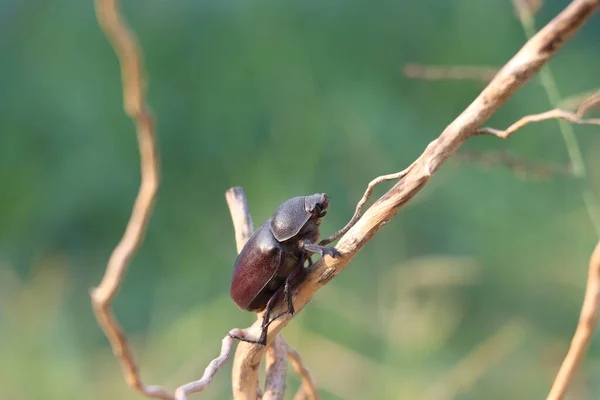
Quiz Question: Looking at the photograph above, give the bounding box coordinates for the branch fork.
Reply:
[91,0,600,399]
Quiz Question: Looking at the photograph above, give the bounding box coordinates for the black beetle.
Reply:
[230,193,341,345]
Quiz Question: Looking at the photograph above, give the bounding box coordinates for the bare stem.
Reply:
[231,1,600,399]
[320,165,414,245]
[476,105,600,139]
[263,336,288,400]
[547,241,600,400]
[287,344,319,400]
[174,188,260,399]
[90,0,168,398]
[227,187,255,253]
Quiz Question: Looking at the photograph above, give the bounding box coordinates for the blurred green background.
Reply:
[2,0,600,399]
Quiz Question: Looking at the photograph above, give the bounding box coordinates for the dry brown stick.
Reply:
[90,0,169,399]
[561,89,600,111]
[231,1,600,398]
[176,188,312,399]
[320,166,414,245]
[227,187,255,253]
[174,187,260,400]
[263,335,288,400]
[403,64,499,82]
[287,344,319,400]
[173,328,260,400]
[547,241,600,400]
[476,98,600,139]
[577,90,600,116]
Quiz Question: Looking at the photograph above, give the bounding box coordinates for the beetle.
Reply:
[230,193,341,345]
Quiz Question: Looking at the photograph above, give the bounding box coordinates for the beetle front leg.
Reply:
[299,240,341,259]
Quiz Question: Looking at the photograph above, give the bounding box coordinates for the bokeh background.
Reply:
[2,0,600,399]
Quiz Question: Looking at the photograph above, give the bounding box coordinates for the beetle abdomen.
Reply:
[230,221,283,310]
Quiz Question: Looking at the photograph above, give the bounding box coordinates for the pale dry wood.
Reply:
[476,95,600,139]
[177,188,314,399]
[577,90,600,117]
[263,336,288,400]
[231,1,600,398]
[320,166,413,245]
[227,187,255,253]
[547,241,600,400]
[174,188,260,399]
[90,0,169,398]
[287,344,319,400]
[173,328,260,400]
[561,89,600,111]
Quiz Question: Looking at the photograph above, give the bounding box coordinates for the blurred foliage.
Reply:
[1,0,600,399]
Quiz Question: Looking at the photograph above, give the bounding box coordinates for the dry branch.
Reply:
[231,1,600,398]
[173,328,258,400]
[263,336,288,400]
[562,90,596,109]
[547,241,600,400]
[476,91,600,139]
[287,344,319,400]
[177,188,318,399]
[174,188,258,400]
[90,0,168,398]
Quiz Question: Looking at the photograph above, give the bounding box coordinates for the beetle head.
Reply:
[304,193,329,219]
[270,193,330,242]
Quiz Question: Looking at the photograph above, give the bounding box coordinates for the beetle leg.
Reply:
[228,289,282,345]
[257,288,286,345]
[306,256,313,267]
[268,259,306,324]
[300,241,342,259]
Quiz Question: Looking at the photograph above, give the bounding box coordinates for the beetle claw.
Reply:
[228,332,267,346]
[323,246,341,258]
[301,242,341,259]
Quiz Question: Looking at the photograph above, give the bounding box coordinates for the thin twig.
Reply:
[403,64,499,82]
[227,187,255,253]
[173,328,259,400]
[577,90,600,117]
[560,89,600,111]
[287,344,319,400]
[547,241,600,400]
[476,104,600,139]
[174,188,259,399]
[90,0,168,398]
[513,0,600,235]
[320,166,414,245]
[263,336,288,400]
[231,1,600,398]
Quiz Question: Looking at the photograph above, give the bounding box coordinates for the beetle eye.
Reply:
[319,210,327,218]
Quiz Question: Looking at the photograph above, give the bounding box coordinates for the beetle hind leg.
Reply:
[266,258,306,325]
